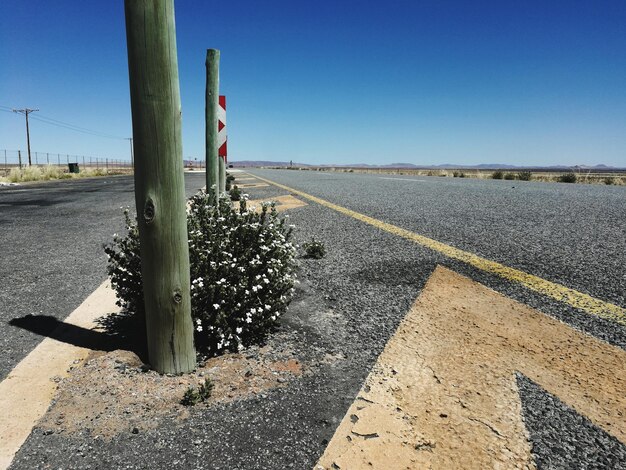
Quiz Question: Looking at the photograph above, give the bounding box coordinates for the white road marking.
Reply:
[0,281,119,470]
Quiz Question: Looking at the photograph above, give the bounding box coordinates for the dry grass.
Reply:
[0,166,130,184]
[304,167,626,185]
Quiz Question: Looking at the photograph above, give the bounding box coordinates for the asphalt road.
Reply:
[249,169,626,310]
[0,173,206,381]
[5,169,626,469]
[248,169,626,348]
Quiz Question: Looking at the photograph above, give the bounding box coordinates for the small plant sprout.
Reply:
[198,377,214,401]
[180,378,213,406]
[303,239,326,259]
[181,386,201,406]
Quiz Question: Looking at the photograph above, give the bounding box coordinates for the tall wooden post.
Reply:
[124,0,196,374]
[205,49,220,202]
[219,157,226,193]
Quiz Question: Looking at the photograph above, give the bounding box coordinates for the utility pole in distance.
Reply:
[127,137,134,168]
[13,108,38,166]
[205,49,220,203]
[124,0,196,374]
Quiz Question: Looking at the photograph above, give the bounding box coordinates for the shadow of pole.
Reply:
[9,314,148,361]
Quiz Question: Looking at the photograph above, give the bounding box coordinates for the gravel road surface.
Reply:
[5,169,626,469]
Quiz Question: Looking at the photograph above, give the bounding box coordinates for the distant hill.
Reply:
[227,160,625,171]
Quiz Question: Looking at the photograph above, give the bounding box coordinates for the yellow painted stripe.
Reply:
[250,173,626,326]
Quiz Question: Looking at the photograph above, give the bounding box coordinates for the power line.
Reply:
[31,113,128,140]
[1,105,128,140]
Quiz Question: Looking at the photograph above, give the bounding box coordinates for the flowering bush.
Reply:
[105,192,297,356]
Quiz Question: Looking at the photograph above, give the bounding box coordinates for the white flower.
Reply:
[263,278,270,284]
[213,303,220,310]
[196,325,203,332]
[252,286,259,292]
[236,327,242,334]
[265,304,271,311]
[245,317,252,324]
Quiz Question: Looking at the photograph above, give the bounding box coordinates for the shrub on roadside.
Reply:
[491,170,504,179]
[105,193,297,356]
[604,177,615,185]
[504,172,515,180]
[229,185,242,201]
[302,239,326,259]
[517,171,532,181]
[558,173,577,183]
[225,173,235,191]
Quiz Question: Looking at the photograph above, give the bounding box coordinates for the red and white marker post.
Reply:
[218,95,227,192]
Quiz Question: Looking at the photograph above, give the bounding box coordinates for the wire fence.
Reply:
[0,149,132,171]
[1,150,211,169]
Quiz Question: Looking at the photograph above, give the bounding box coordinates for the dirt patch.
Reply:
[38,343,304,440]
[235,194,307,213]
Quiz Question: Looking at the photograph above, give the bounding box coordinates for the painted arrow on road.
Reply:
[316,266,626,469]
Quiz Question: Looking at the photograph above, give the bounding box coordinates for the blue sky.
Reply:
[1,0,625,166]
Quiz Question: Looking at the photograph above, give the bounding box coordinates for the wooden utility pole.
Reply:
[219,156,226,194]
[13,108,38,166]
[124,0,196,374]
[127,137,134,168]
[205,49,220,202]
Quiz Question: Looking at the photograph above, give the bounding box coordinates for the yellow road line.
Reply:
[250,173,626,325]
